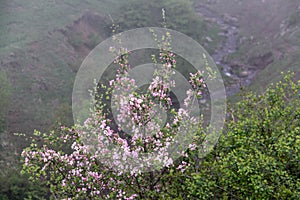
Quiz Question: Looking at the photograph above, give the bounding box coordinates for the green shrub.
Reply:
[185,72,300,199]
[69,32,83,48]
[115,0,223,53]
[0,168,48,200]
[288,12,300,27]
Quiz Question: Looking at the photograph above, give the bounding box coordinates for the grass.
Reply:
[250,50,300,93]
[0,0,128,132]
[0,0,226,168]
[0,0,124,51]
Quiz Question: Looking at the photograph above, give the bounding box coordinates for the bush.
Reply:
[288,12,300,27]
[185,72,300,199]
[0,168,48,200]
[115,0,222,53]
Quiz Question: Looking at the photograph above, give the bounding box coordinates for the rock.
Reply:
[225,72,232,77]
[239,71,250,77]
[9,52,15,57]
[204,17,217,23]
[206,36,213,42]
[248,52,273,69]
[280,30,286,36]
[222,13,239,25]
[200,99,206,104]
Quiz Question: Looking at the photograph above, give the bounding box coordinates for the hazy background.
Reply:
[0,0,299,198]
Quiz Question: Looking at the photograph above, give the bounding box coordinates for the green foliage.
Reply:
[69,32,83,48]
[116,0,196,29]
[115,0,223,53]
[51,102,74,129]
[0,168,48,200]
[288,12,300,27]
[185,72,300,199]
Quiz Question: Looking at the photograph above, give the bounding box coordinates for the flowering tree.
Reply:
[21,27,211,199]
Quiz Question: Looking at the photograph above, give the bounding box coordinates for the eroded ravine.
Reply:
[195,3,256,96]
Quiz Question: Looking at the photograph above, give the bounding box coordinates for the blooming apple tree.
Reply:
[21,28,211,199]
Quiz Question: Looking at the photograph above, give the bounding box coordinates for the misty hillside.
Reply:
[0,0,299,199]
[199,0,300,92]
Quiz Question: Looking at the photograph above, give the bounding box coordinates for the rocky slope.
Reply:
[196,0,300,93]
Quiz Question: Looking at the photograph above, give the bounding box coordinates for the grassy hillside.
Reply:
[0,0,126,134]
[0,0,122,51]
